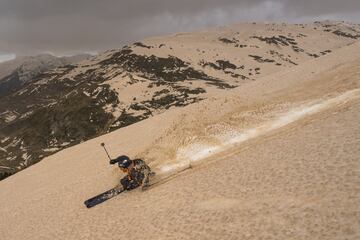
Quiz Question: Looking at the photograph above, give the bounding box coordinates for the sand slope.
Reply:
[0,39,360,240]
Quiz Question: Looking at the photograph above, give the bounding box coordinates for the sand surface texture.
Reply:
[0,29,360,239]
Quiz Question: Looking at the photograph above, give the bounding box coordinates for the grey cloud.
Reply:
[281,0,360,16]
[0,0,359,55]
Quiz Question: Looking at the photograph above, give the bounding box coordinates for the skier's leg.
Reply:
[120,177,131,190]
[121,176,140,190]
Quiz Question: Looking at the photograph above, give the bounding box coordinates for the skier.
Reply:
[110,155,153,191]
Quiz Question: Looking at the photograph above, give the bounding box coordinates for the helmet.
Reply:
[116,155,132,168]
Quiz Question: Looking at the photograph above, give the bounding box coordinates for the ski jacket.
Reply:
[121,159,151,190]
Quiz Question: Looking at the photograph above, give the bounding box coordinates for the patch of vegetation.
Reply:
[252,35,309,54]
[320,50,332,55]
[218,37,238,44]
[268,50,298,65]
[332,30,360,39]
[251,35,298,46]
[110,110,149,130]
[133,42,152,49]
[230,73,249,80]
[100,49,234,89]
[249,55,275,63]
[130,103,150,111]
[143,94,202,110]
[292,45,305,53]
[154,89,171,97]
[306,53,320,58]
[200,60,237,70]
[234,44,247,48]
[200,61,221,70]
[199,59,247,81]
[216,60,237,70]
[172,85,206,95]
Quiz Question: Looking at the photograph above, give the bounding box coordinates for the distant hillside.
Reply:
[0,53,91,97]
[1,20,359,180]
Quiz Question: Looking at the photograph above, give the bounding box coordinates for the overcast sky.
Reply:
[0,0,359,58]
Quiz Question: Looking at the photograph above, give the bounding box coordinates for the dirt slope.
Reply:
[0,40,359,240]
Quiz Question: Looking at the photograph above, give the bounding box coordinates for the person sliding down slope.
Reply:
[110,155,154,191]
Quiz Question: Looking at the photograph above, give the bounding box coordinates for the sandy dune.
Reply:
[0,33,360,239]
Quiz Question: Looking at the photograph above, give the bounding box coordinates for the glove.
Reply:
[109,159,118,165]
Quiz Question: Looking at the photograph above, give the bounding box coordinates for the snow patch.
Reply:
[92,86,104,99]
[22,152,31,165]
[1,137,10,143]
[3,112,17,123]
[60,142,70,147]
[10,138,21,147]
[6,156,17,161]
[17,88,28,96]
[22,152,28,159]
[19,111,34,119]
[43,147,60,152]
[103,104,123,119]
[0,166,12,170]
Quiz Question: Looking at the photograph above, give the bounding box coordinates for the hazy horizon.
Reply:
[0,0,359,59]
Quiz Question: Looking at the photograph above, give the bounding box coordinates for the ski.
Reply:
[84,185,125,208]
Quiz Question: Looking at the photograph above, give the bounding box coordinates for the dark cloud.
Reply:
[0,0,359,55]
[282,1,360,17]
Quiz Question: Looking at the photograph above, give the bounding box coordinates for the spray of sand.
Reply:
[160,89,360,172]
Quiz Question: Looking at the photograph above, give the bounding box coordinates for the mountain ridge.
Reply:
[1,20,360,180]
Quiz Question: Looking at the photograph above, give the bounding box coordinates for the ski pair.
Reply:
[84,166,191,208]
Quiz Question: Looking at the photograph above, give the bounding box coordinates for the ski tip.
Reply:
[84,201,92,208]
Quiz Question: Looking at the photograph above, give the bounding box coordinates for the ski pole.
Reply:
[100,142,112,160]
